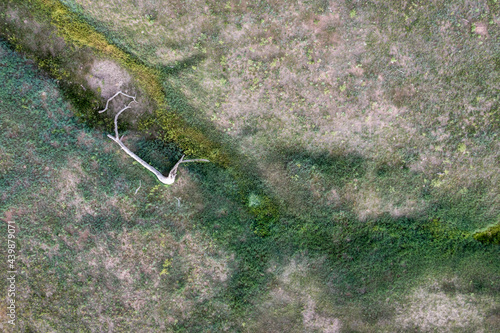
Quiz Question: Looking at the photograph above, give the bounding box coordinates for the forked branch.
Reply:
[99,91,209,185]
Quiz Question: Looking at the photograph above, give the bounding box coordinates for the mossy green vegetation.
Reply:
[474,222,500,245]
[0,0,227,164]
[248,194,280,237]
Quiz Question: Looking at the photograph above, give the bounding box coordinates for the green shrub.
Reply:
[474,223,500,245]
[248,195,280,237]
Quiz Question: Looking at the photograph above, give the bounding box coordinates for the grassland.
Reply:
[1,0,499,332]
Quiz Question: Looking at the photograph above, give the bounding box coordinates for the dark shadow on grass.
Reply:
[161,53,206,76]
[278,148,366,188]
[133,137,184,175]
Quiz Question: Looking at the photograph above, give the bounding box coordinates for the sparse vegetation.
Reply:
[1,0,499,332]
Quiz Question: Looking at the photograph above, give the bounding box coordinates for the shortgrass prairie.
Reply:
[1,0,500,332]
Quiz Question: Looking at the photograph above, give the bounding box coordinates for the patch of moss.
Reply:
[473,223,500,245]
[425,218,471,242]
[248,195,280,237]
[57,80,111,128]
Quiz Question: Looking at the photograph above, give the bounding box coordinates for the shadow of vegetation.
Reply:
[161,53,206,76]
[133,137,184,175]
[278,148,366,188]
[181,134,499,320]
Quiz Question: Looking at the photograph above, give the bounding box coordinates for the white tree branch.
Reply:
[134,180,141,195]
[98,91,137,114]
[99,91,209,185]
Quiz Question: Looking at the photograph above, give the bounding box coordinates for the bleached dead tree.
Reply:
[99,91,209,185]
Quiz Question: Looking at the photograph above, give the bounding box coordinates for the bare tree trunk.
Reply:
[99,91,209,185]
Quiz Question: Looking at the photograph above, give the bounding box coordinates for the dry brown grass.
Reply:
[394,276,497,332]
[249,255,343,332]
[13,165,232,330]
[55,157,95,222]
[73,227,232,327]
[5,6,66,58]
[73,0,210,65]
[85,59,132,99]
